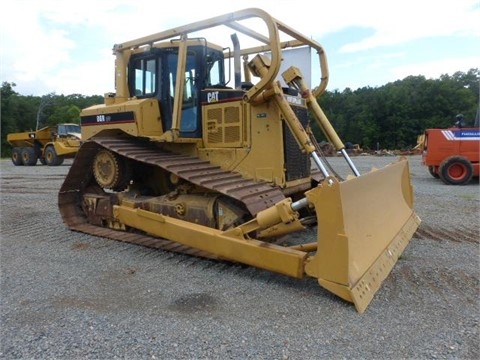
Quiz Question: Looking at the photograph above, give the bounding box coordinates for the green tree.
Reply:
[2,69,479,157]
[47,105,81,125]
[1,84,103,157]
[314,68,479,150]
[1,82,39,156]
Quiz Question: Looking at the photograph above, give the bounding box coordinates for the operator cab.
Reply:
[128,41,227,138]
[57,124,81,136]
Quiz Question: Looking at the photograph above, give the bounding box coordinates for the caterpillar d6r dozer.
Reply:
[58,8,420,313]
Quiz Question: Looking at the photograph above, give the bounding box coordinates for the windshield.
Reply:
[58,124,81,135]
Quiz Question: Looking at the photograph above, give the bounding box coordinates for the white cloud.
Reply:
[339,0,480,52]
[392,55,480,80]
[1,0,478,95]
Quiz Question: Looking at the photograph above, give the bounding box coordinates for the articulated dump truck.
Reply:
[7,123,81,166]
[58,8,420,313]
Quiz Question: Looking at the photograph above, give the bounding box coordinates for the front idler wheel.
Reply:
[93,149,132,191]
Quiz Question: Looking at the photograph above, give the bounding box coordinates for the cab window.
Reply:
[133,58,157,96]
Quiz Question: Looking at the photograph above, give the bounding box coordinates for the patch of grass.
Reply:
[459,194,477,200]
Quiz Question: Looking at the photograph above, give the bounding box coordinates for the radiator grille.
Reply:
[283,106,310,181]
[206,105,241,146]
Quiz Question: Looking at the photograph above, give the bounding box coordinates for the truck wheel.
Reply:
[21,147,38,166]
[11,147,23,165]
[45,146,61,166]
[439,156,473,185]
[428,166,439,178]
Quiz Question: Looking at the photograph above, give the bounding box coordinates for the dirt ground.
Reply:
[0,155,478,359]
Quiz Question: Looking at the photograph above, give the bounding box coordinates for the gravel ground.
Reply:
[0,155,478,359]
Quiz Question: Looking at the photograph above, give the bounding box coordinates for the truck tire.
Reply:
[439,156,473,185]
[21,147,38,166]
[428,166,439,178]
[45,146,63,166]
[11,147,23,166]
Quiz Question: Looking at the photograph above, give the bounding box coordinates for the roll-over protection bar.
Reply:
[112,8,329,102]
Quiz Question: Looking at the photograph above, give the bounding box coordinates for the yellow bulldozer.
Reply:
[58,8,420,313]
[7,123,81,166]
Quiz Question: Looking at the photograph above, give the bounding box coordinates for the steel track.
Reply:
[58,137,288,258]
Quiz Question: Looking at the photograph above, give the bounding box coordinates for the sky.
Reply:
[1,0,479,97]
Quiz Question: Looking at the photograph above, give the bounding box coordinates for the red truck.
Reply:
[421,126,479,185]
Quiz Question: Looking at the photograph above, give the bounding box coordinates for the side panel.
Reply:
[199,89,311,187]
[200,90,286,185]
[201,90,245,149]
[80,99,163,140]
[53,139,81,156]
[456,128,480,162]
[247,103,286,184]
[6,127,53,147]
[423,128,480,166]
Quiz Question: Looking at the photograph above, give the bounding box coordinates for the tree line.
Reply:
[1,82,102,156]
[312,68,479,150]
[1,68,479,156]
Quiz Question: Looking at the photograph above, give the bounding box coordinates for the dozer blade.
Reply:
[304,157,420,313]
